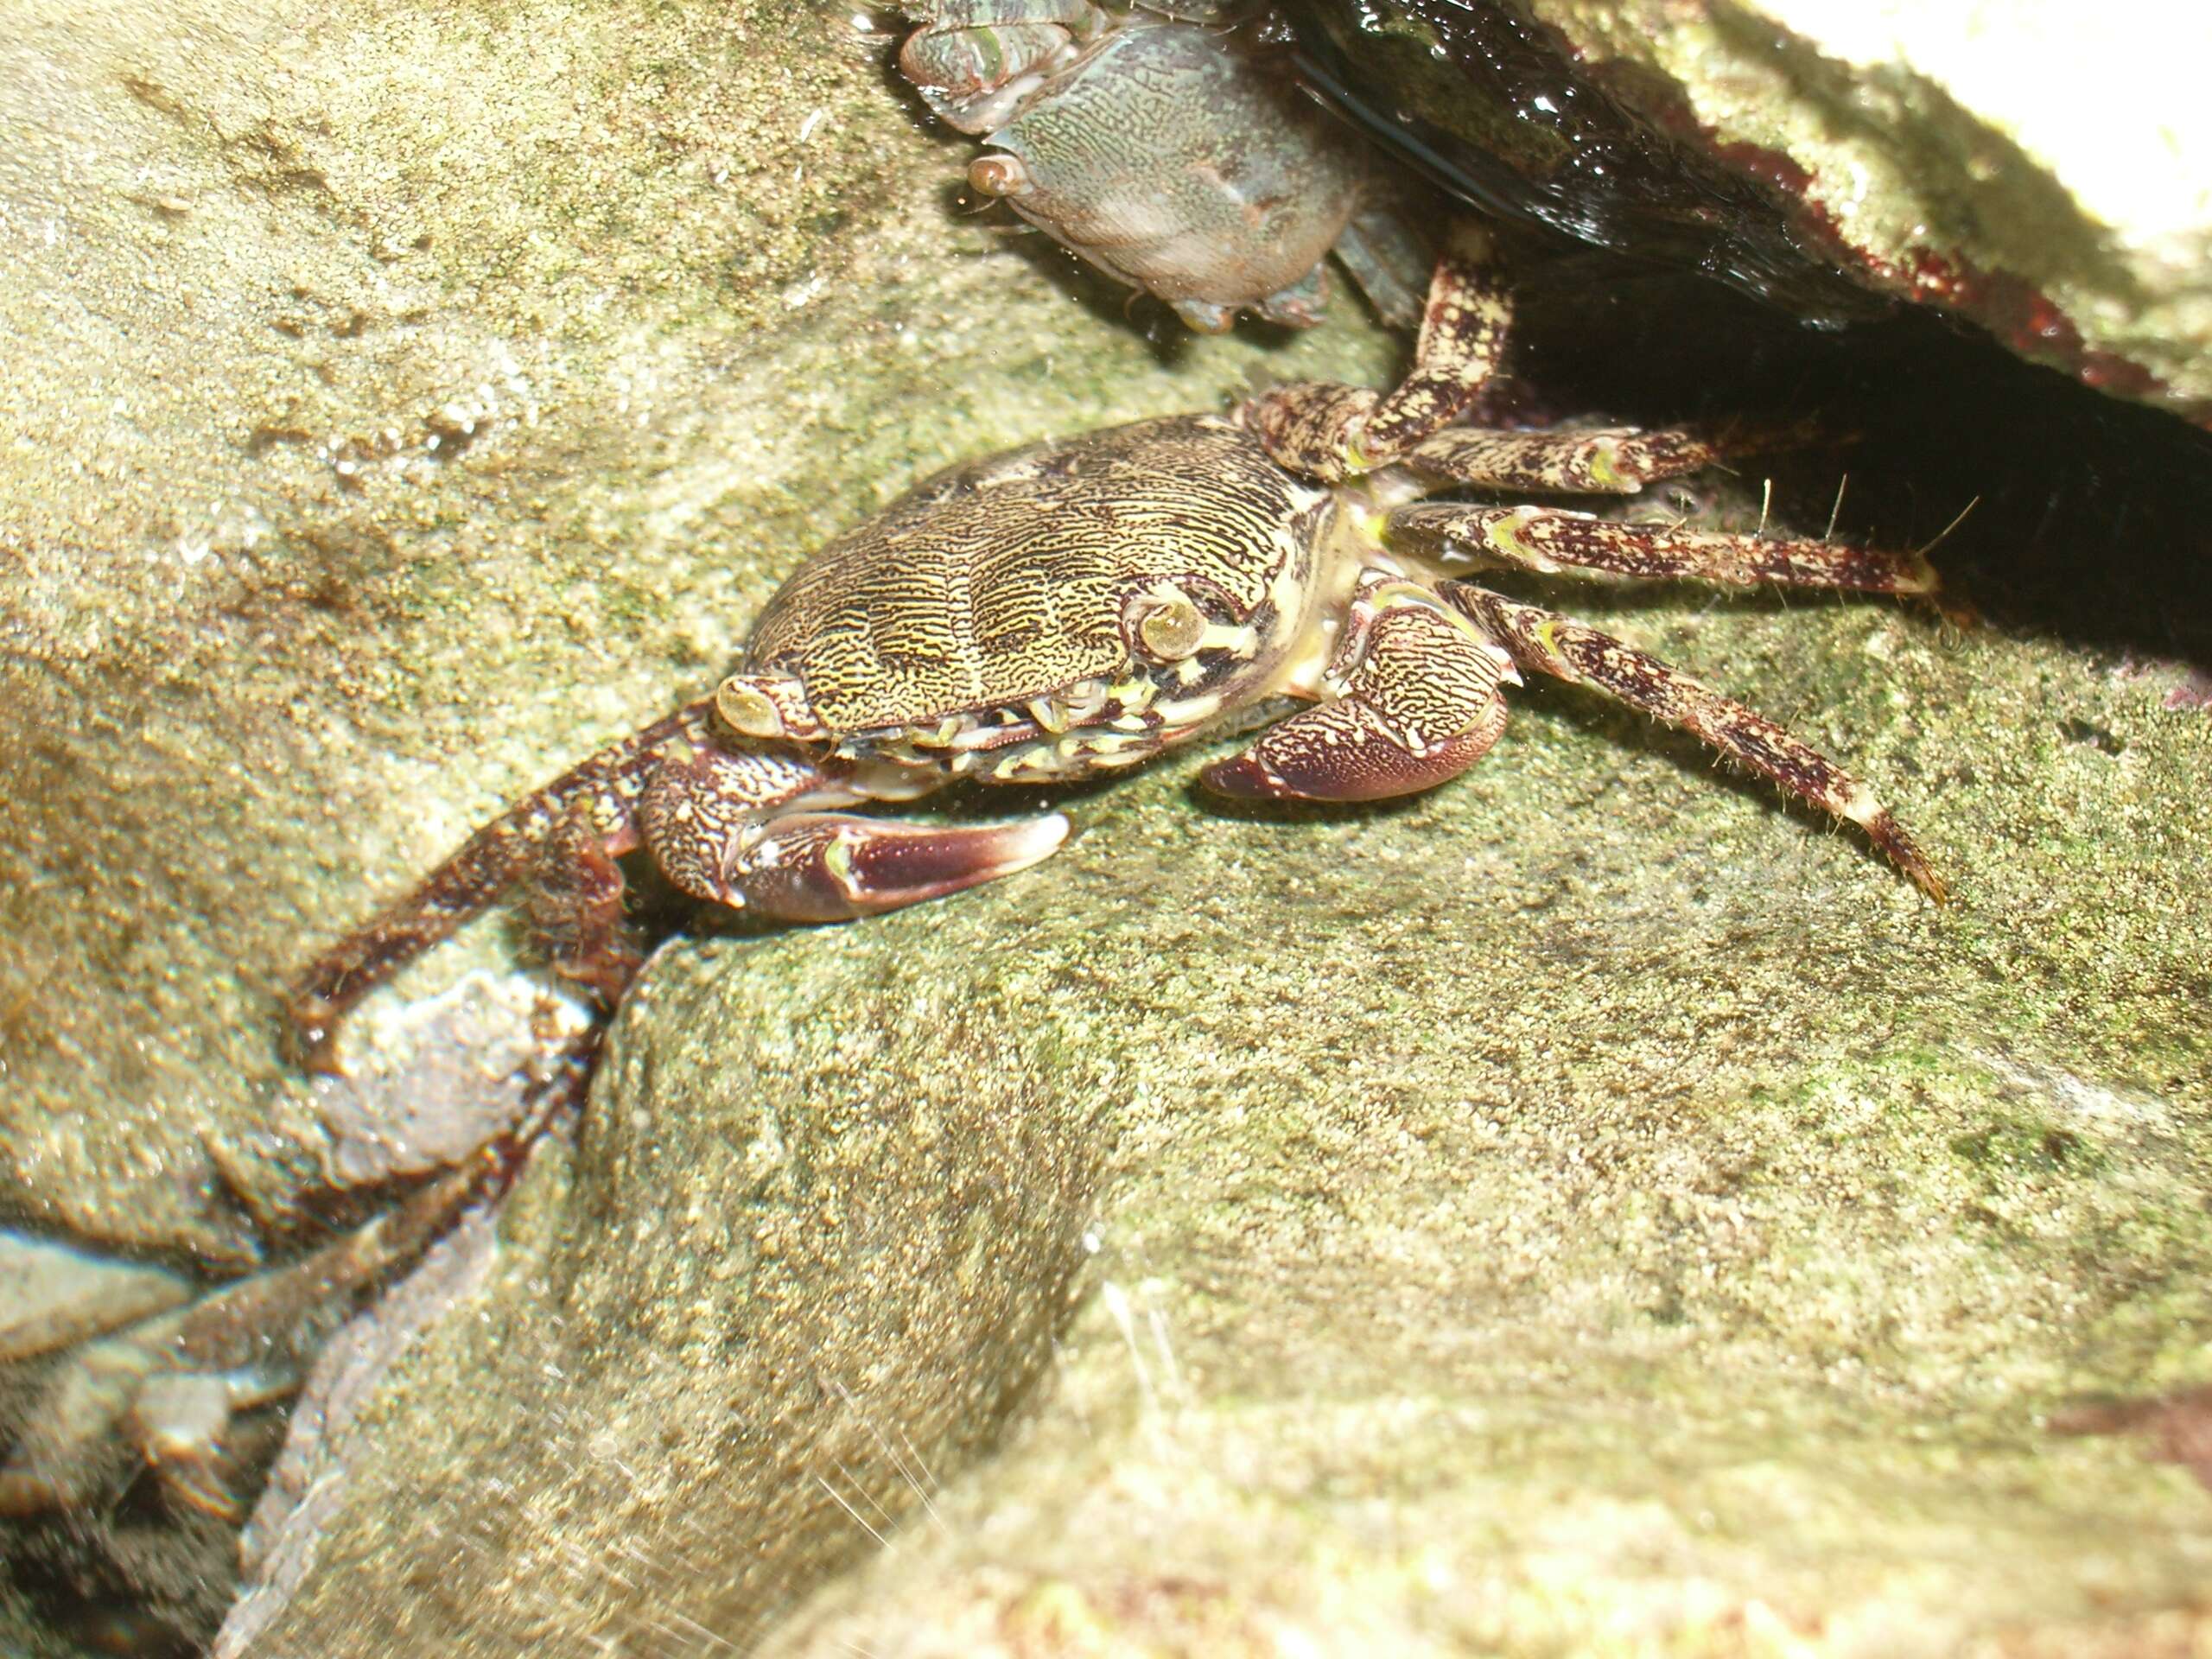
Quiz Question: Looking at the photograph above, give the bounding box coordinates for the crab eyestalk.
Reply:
[714,669,822,741]
[968,151,1030,200]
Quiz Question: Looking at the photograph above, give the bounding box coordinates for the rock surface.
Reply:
[242,597,2212,1657]
[0,0,1387,1644]
[0,0,1380,1274]
[1313,0,2212,425]
[4,0,2211,1654]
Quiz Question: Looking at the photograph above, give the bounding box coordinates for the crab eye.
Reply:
[716,677,785,738]
[1135,590,1206,662]
[968,152,1029,199]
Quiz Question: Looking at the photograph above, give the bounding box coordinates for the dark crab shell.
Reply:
[741,415,1330,732]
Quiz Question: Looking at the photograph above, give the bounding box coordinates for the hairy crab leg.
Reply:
[1390,501,1938,594]
[1446,584,1946,901]
[1358,224,1512,462]
[283,699,721,1071]
[1244,224,1509,481]
[1204,585,1516,802]
[1402,423,1733,493]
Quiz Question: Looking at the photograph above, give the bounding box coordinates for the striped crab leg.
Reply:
[1446,586,1946,901]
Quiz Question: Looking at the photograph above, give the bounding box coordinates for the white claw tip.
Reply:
[1019,812,1073,865]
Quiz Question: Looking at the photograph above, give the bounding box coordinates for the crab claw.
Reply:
[1203,699,1509,804]
[640,742,1071,923]
[718,811,1071,924]
[1202,596,1516,803]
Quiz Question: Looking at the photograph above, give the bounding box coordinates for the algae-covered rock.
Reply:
[0,0,1388,1643]
[5,0,2212,1654]
[0,0,1383,1269]
[243,592,2212,1656]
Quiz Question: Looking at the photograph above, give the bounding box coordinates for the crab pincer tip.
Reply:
[1198,752,1291,801]
[835,810,1071,913]
[950,809,1070,883]
[831,814,1071,915]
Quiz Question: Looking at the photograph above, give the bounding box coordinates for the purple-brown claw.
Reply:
[721,810,1071,924]
[1202,698,1509,803]
[1205,595,1517,804]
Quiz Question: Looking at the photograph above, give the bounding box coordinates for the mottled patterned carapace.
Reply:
[286,225,1946,1074]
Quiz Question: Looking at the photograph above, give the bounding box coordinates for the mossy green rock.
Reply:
[3,0,2210,1654]
[0,0,1385,1643]
[237,607,2212,1656]
[0,0,1389,1263]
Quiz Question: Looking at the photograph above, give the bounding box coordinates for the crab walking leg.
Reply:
[1361,224,1513,461]
[0,1163,479,1518]
[283,700,722,1070]
[522,813,642,1007]
[640,745,1071,924]
[1392,502,1938,594]
[1447,585,1947,901]
[1246,225,1511,481]
[1402,423,1731,493]
[1204,588,1516,801]
[1398,419,1837,494]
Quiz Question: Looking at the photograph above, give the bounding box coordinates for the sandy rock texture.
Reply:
[4,0,2210,1655]
[0,0,1388,1643]
[243,596,2212,1658]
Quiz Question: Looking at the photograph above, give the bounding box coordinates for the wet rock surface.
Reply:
[252,597,2212,1656]
[0,0,1387,1643]
[4,0,2210,1654]
[1302,0,2212,426]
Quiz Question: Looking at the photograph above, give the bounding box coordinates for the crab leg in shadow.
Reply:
[1245,222,1510,480]
[0,1163,481,1519]
[284,702,1065,1070]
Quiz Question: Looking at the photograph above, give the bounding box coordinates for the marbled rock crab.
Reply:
[1,231,1946,1535]
[284,228,1945,1071]
[894,1,1424,329]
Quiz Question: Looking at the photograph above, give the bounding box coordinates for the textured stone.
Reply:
[5,0,2210,1655]
[0,0,1388,1643]
[251,594,2212,1657]
[0,0,1389,1263]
